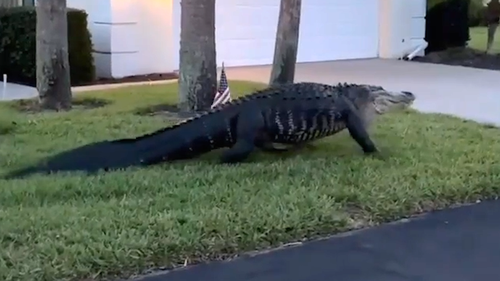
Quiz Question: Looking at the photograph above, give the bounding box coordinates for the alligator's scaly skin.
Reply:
[3,82,415,179]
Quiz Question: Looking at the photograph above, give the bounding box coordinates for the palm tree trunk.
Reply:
[269,0,302,87]
[178,0,217,112]
[36,0,72,111]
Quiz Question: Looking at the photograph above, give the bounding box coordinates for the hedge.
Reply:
[428,0,488,27]
[0,6,95,87]
[425,0,471,53]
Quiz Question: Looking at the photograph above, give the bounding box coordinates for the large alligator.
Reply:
[3,82,415,179]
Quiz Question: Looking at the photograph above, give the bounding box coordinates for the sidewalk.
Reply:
[0,79,178,101]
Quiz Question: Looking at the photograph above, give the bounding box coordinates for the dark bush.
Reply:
[428,0,486,27]
[0,6,95,87]
[425,0,471,53]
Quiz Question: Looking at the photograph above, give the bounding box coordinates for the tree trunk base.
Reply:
[36,0,73,111]
[177,0,217,112]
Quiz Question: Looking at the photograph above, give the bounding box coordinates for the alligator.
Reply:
[3,82,415,179]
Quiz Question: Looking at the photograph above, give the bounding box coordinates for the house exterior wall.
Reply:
[67,0,427,79]
[67,0,176,79]
[410,0,427,57]
[378,0,427,59]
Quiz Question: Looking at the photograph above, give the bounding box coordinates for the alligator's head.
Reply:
[344,83,415,127]
[347,84,415,115]
[370,85,415,114]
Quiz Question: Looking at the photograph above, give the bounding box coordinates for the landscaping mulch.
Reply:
[412,47,500,71]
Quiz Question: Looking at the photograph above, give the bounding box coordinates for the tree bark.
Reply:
[269,0,302,87]
[36,0,72,111]
[178,0,217,112]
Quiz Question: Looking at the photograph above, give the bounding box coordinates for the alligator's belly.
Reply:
[271,125,347,144]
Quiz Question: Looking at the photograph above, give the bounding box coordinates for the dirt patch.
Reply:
[79,72,178,86]
[412,47,500,71]
[11,97,111,113]
[134,103,208,121]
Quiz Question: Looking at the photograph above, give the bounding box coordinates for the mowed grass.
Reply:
[1,80,500,281]
[469,26,500,53]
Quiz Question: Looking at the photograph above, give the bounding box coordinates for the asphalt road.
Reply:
[135,199,500,281]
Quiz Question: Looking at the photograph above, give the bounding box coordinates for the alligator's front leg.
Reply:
[345,108,378,154]
[220,110,265,164]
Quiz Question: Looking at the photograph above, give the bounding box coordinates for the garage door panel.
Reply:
[297,0,379,62]
[215,0,279,66]
[216,9,278,41]
[216,38,276,67]
[190,0,379,67]
[299,13,373,37]
[298,36,378,62]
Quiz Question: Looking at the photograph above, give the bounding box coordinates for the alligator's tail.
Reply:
[3,111,230,180]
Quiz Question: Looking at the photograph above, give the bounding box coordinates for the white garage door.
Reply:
[297,0,379,62]
[173,0,379,67]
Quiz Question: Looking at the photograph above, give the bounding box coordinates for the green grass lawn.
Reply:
[1,81,500,281]
[469,26,500,53]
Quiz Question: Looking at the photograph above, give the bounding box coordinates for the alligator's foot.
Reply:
[366,149,389,161]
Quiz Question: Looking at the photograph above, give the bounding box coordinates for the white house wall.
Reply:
[378,0,427,59]
[297,0,379,62]
[67,0,175,79]
[69,0,427,78]
[173,0,379,68]
[172,0,280,68]
[410,0,427,57]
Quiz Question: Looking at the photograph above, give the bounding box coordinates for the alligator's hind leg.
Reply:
[220,111,265,164]
[345,109,378,154]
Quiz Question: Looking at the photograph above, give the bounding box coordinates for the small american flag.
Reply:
[211,63,232,109]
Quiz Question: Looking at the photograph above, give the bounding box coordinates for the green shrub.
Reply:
[0,6,95,87]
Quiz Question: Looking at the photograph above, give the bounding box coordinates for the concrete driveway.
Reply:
[224,59,500,126]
